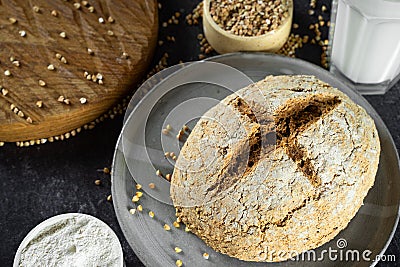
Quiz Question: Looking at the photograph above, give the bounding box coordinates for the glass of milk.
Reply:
[328,0,400,94]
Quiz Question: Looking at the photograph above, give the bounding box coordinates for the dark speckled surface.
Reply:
[1,0,399,266]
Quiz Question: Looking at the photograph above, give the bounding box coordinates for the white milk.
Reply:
[330,0,400,84]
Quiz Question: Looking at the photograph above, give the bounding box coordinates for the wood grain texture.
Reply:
[0,0,158,142]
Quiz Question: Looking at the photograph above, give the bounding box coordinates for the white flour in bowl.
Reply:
[18,214,122,267]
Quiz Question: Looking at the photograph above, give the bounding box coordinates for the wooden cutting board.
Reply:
[0,0,158,142]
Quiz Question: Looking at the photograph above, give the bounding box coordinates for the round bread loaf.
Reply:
[0,0,157,142]
[170,75,380,262]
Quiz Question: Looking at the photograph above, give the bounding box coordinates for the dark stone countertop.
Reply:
[1,0,399,266]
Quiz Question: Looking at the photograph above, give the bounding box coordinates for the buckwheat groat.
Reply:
[171,75,380,262]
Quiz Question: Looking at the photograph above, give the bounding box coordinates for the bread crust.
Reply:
[171,75,380,262]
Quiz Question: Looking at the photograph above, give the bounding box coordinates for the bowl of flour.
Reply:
[13,213,124,267]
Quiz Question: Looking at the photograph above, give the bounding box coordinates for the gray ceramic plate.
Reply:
[111,53,400,267]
